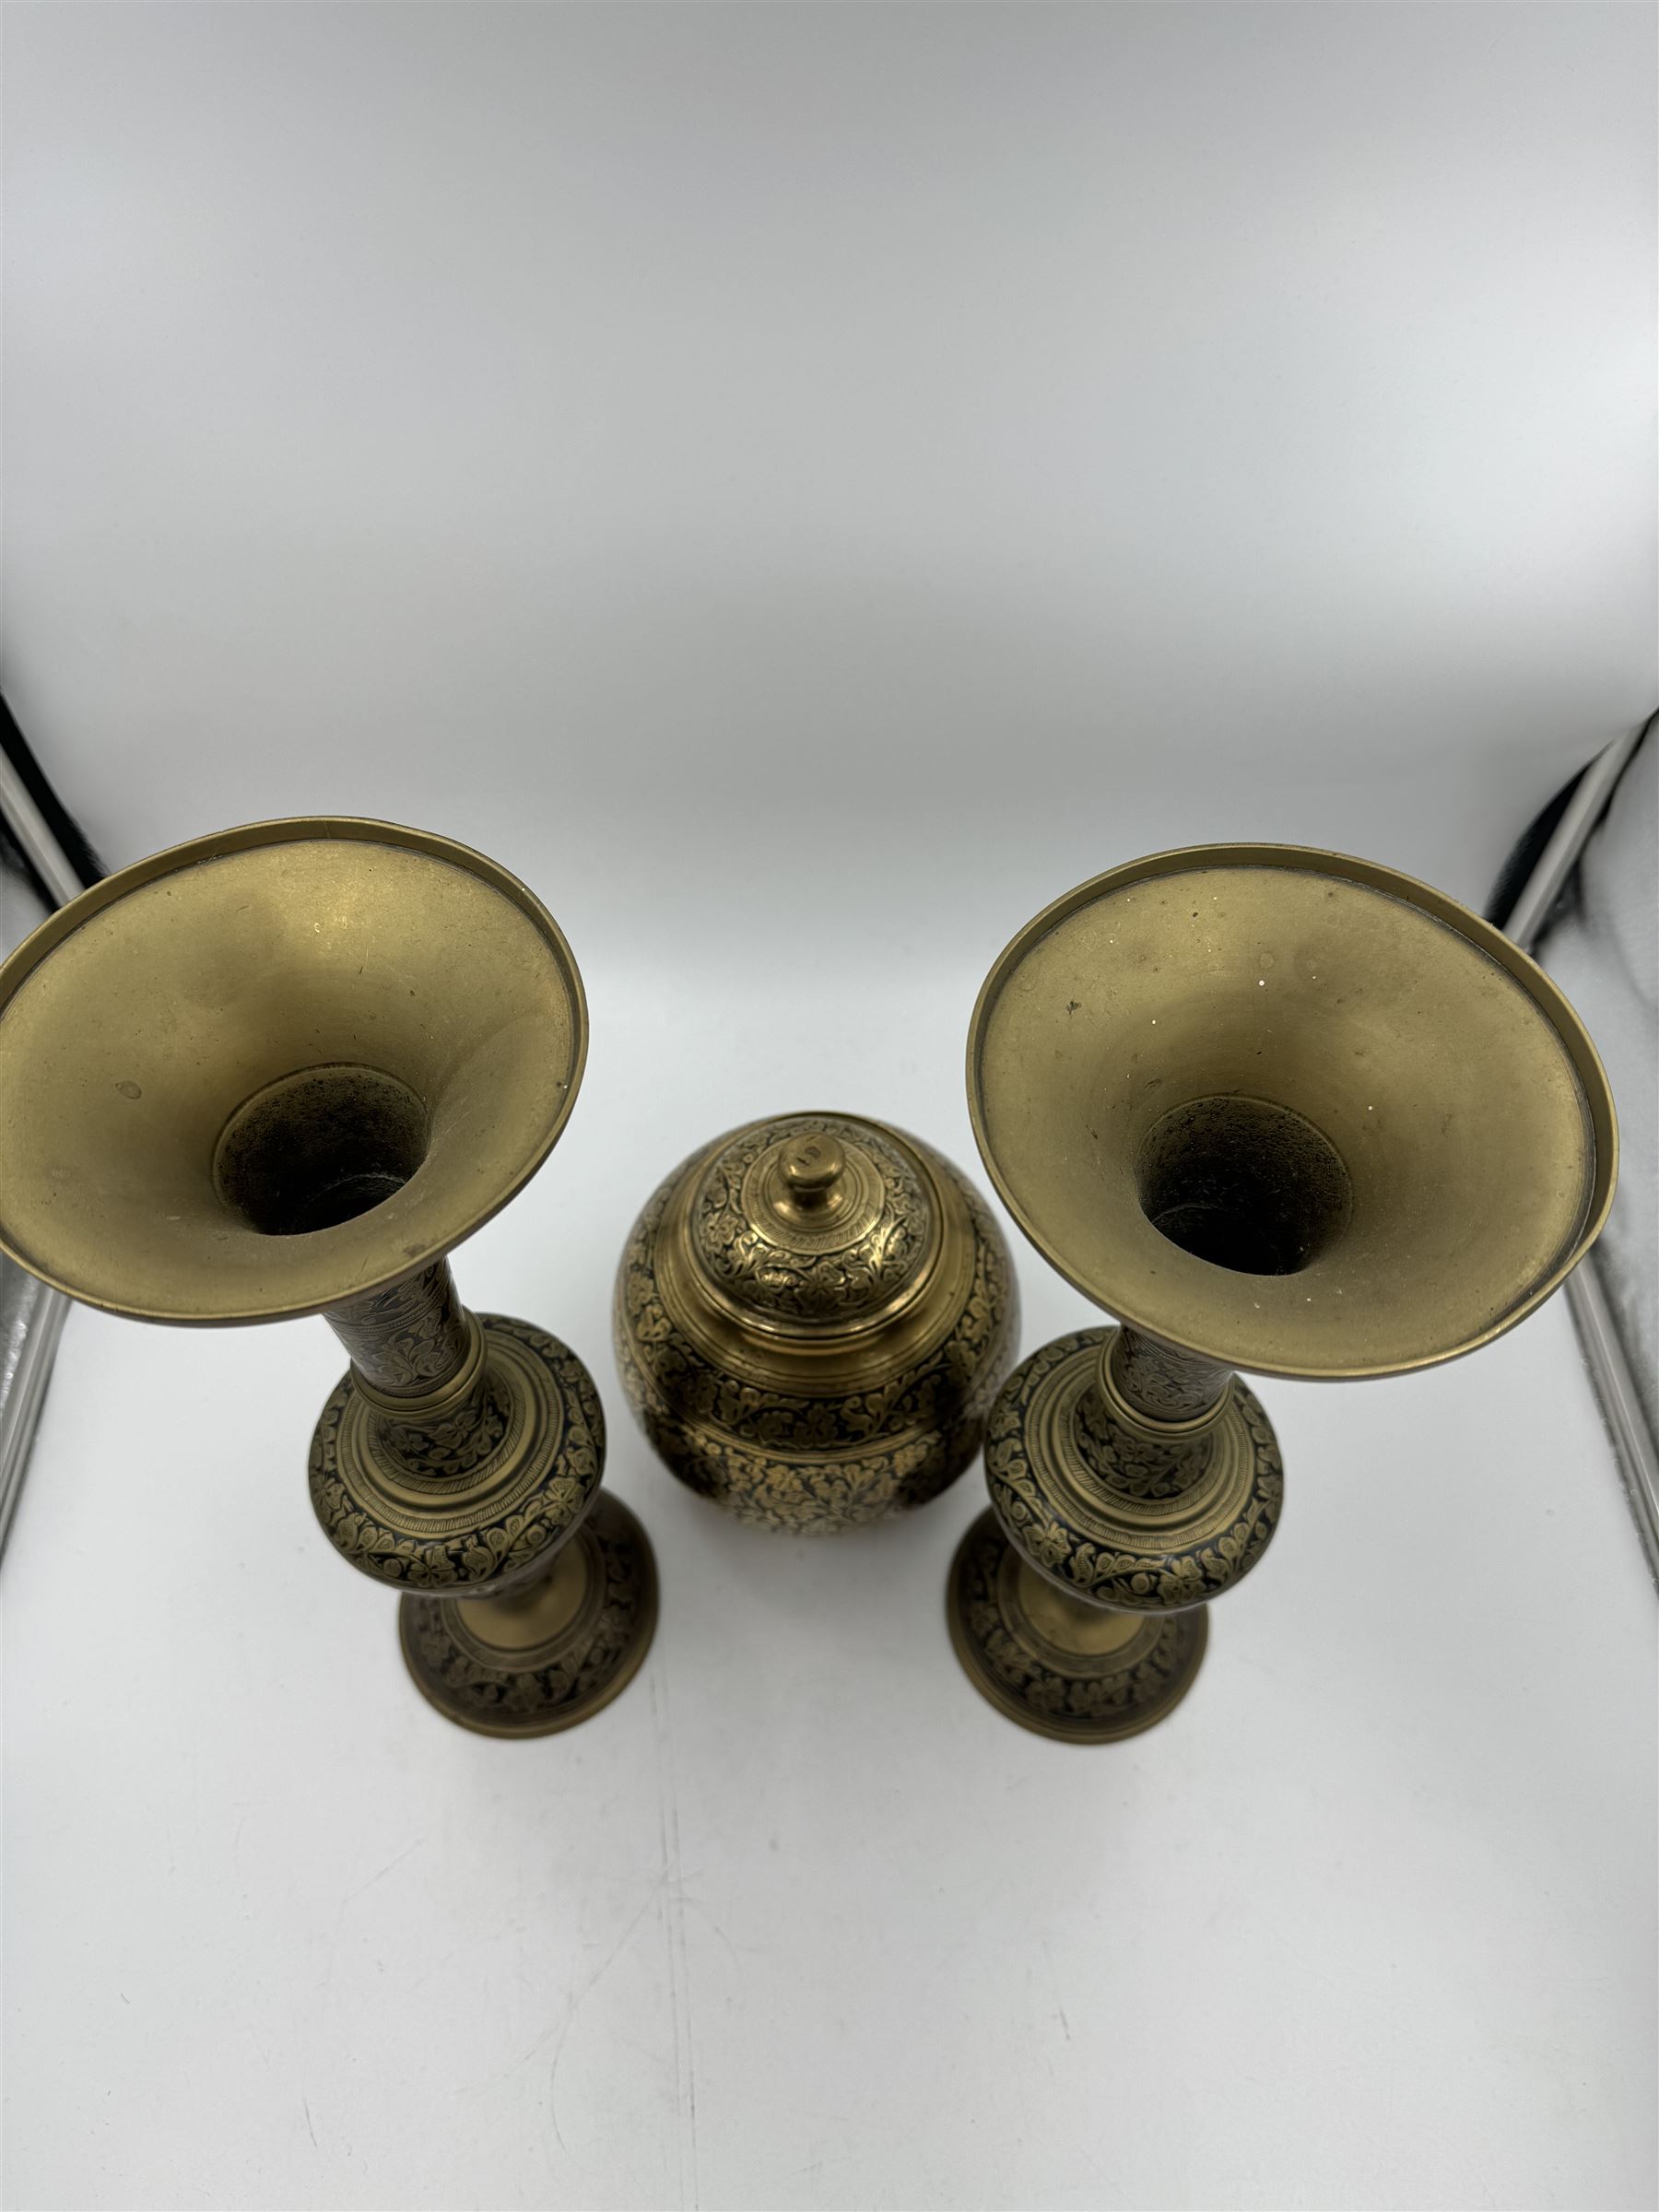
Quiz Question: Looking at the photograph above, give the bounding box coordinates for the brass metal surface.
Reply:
[401,1493,658,1737]
[615,1111,1018,1533]
[984,1326,1281,1612]
[952,845,1618,1741]
[0,818,653,1732]
[0,818,585,1324]
[968,844,1615,1381]
[311,1299,603,1595]
[947,1508,1208,1744]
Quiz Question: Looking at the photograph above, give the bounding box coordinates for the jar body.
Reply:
[613,1117,1018,1535]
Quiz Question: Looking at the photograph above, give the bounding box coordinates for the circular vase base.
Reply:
[947,1508,1207,1743]
[399,1493,658,1737]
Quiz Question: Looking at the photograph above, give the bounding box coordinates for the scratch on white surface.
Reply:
[683,1895,743,1973]
[317,1830,368,2006]
[543,1869,672,2164]
[342,1835,426,1905]
[1384,2010,1397,2160]
[651,1667,700,2210]
[302,2095,318,2150]
[796,2155,858,2180]
[1041,1937,1074,2042]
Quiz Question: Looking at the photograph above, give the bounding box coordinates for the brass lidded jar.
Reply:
[614,1112,1018,1533]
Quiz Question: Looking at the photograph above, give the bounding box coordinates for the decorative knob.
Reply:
[777,1132,846,1206]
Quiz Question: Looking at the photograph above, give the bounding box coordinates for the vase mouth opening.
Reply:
[968,843,1618,1380]
[214,1063,431,1238]
[1135,1094,1354,1278]
[0,817,588,1324]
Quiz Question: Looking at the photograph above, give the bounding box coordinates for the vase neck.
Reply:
[324,1258,510,1474]
[324,1258,471,1398]
[1102,1325,1233,1431]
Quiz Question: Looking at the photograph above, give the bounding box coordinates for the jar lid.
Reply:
[687,1113,937,1333]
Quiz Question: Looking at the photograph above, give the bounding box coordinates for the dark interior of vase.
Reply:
[213,1064,430,1236]
[1135,1093,1354,1277]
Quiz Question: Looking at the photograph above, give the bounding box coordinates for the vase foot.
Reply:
[947,1508,1206,1743]
[399,1493,658,1737]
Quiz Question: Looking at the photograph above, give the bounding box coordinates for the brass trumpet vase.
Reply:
[0,818,655,1737]
[615,1111,1017,1534]
[951,844,1617,1743]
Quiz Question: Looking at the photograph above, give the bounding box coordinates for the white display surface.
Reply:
[2,6,1654,2208]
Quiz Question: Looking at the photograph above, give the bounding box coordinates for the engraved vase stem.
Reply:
[1105,1325,1233,1429]
[325,1258,472,1398]
[325,1259,511,1473]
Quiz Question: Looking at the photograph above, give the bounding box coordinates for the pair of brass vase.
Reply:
[0,821,1616,1745]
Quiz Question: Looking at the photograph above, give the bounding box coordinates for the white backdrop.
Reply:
[2,6,1655,2209]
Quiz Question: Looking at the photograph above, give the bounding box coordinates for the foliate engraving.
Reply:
[309,1314,604,1591]
[378,1375,511,1477]
[1111,1326,1233,1424]
[689,1115,931,1325]
[952,1512,1206,1735]
[1074,1376,1216,1500]
[326,1260,471,1395]
[399,1498,653,1732]
[985,1329,1282,1610]
[616,1146,1018,1534]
